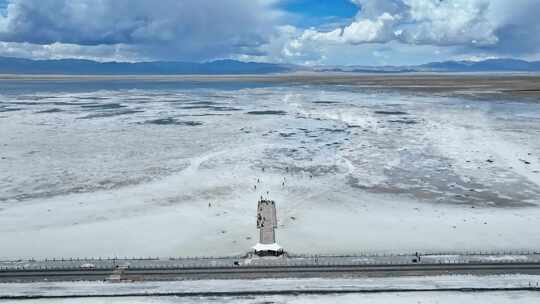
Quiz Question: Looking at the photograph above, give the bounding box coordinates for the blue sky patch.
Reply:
[278,0,357,27]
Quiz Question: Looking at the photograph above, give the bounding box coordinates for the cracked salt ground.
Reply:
[0,83,540,258]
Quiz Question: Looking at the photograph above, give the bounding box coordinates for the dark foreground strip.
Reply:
[1,287,540,300]
[3,263,540,283]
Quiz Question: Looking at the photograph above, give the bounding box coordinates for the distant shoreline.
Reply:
[0,71,539,78]
[0,73,538,98]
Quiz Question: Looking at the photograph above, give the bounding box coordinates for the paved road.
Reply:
[2,259,540,282]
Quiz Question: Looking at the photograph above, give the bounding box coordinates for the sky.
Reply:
[0,0,539,66]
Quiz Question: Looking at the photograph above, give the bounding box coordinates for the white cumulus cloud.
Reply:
[282,0,540,63]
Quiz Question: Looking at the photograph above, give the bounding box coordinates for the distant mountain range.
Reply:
[316,59,540,73]
[0,56,539,75]
[0,57,293,75]
[419,59,540,72]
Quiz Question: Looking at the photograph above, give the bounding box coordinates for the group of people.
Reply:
[254,166,290,192]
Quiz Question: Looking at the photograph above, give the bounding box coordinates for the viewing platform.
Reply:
[254,198,284,256]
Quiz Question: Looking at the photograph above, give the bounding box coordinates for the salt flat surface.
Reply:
[1,81,539,258]
[2,275,540,298]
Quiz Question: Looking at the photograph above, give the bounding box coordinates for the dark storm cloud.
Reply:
[0,0,280,61]
[482,1,540,55]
